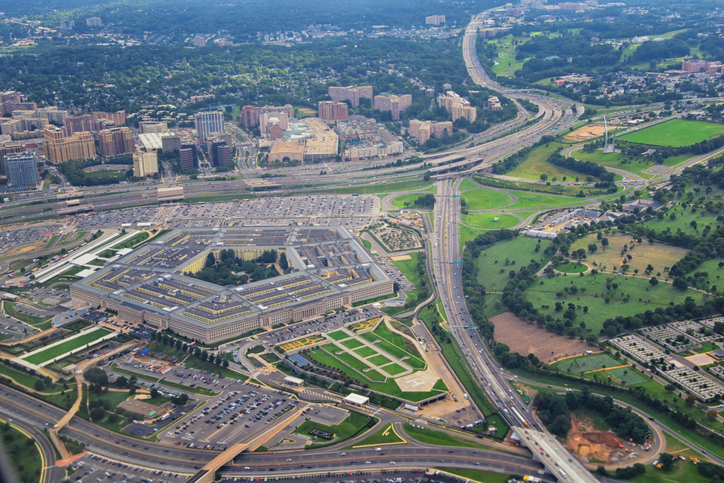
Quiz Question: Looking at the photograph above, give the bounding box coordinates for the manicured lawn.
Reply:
[0,422,43,483]
[507,191,581,209]
[572,146,691,177]
[554,261,588,273]
[44,234,58,249]
[462,212,519,229]
[391,192,433,209]
[111,231,150,250]
[335,351,382,379]
[620,119,724,147]
[0,362,74,393]
[403,423,489,449]
[631,434,711,483]
[490,34,531,77]
[552,354,621,374]
[461,190,512,210]
[294,411,376,448]
[459,224,484,250]
[24,329,113,365]
[473,236,553,318]
[327,330,350,341]
[360,323,426,369]
[439,468,509,483]
[368,354,392,366]
[354,347,378,358]
[381,363,406,376]
[606,367,647,386]
[60,231,86,246]
[508,141,597,181]
[352,422,406,447]
[390,251,427,309]
[340,339,364,350]
[523,273,705,335]
[458,178,480,190]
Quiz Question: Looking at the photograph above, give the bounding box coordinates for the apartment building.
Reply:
[318,101,349,121]
[373,94,412,121]
[98,127,134,157]
[43,127,96,163]
[425,15,446,25]
[139,121,168,133]
[409,120,453,145]
[328,86,373,107]
[438,91,477,123]
[240,104,294,129]
[63,110,127,136]
[681,59,723,74]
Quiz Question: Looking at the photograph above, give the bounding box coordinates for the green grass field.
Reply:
[334,350,382,378]
[490,35,531,77]
[458,178,480,190]
[403,423,489,450]
[391,252,425,308]
[606,367,647,386]
[353,422,406,447]
[571,147,690,178]
[360,321,426,369]
[552,353,620,374]
[554,261,588,273]
[462,212,519,229]
[327,330,350,341]
[620,119,724,147]
[391,192,432,209]
[508,141,598,181]
[474,236,554,318]
[294,411,375,448]
[0,422,43,483]
[382,363,406,376]
[439,468,509,483]
[111,231,149,250]
[640,206,721,237]
[354,346,378,358]
[507,191,581,209]
[24,329,113,365]
[340,339,364,350]
[523,273,705,334]
[368,354,392,366]
[461,190,512,210]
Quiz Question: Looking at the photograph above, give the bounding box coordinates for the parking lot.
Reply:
[376,255,415,294]
[155,379,304,448]
[0,312,41,342]
[0,224,64,257]
[72,195,378,231]
[67,453,189,482]
[258,307,385,346]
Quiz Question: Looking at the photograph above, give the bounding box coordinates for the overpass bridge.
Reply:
[187,407,305,483]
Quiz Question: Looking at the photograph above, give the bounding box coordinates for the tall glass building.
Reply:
[194,111,224,144]
[3,153,39,191]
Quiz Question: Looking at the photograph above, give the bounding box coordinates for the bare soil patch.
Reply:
[391,255,412,261]
[491,312,592,363]
[564,124,608,142]
[566,414,644,465]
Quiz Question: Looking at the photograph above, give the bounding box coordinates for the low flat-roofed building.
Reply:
[269,141,305,163]
[344,393,370,406]
[284,376,304,386]
[70,226,393,344]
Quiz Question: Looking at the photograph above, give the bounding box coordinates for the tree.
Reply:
[601,238,609,249]
[223,359,230,368]
[685,394,696,406]
[673,277,688,291]
[34,379,45,391]
[150,387,160,399]
[659,453,674,471]
[540,173,548,181]
[649,276,659,287]
[588,243,598,253]
[707,409,718,421]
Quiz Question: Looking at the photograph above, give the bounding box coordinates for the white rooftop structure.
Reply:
[138,132,164,151]
[284,376,304,385]
[344,393,370,406]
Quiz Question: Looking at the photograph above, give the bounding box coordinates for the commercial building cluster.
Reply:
[71,226,393,344]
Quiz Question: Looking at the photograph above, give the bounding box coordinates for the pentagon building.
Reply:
[71,227,393,344]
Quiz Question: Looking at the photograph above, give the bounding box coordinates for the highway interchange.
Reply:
[1,7,723,483]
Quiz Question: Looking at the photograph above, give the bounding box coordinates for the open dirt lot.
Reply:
[390,255,412,261]
[564,124,607,142]
[491,312,592,363]
[567,414,644,465]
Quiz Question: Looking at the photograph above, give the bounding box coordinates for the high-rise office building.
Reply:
[161,134,182,153]
[86,17,103,27]
[179,143,198,171]
[98,127,134,156]
[133,151,159,177]
[3,153,39,191]
[317,101,349,121]
[210,140,232,168]
[194,111,224,144]
[43,126,96,163]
